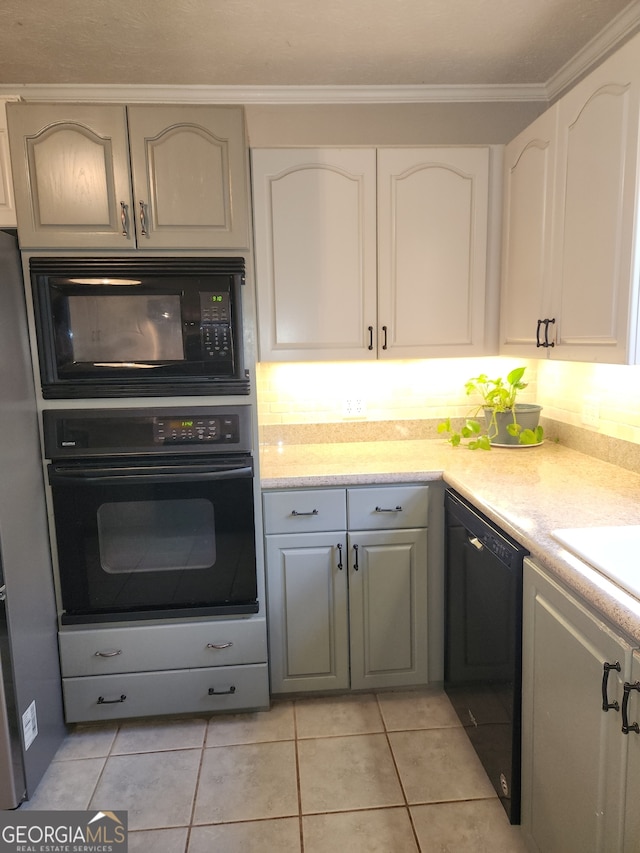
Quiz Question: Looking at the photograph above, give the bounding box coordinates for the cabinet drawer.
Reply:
[263,489,347,534]
[59,617,267,677]
[347,485,429,529]
[62,664,269,722]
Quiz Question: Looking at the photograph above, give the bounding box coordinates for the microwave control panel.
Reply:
[200,292,233,361]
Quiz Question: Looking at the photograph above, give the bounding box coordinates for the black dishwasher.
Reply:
[444,488,528,824]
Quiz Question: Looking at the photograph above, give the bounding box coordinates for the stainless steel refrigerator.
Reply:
[0,230,65,809]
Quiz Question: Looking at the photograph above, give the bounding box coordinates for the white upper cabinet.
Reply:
[7,103,249,250]
[0,98,17,227]
[500,106,557,356]
[251,149,378,361]
[252,146,491,362]
[501,31,640,363]
[377,148,489,359]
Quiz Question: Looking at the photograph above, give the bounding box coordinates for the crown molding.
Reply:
[0,82,547,105]
[546,0,640,100]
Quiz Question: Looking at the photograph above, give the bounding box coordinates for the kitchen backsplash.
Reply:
[257,357,640,475]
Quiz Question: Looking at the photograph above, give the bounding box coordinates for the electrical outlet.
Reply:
[581,396,600,427]
[342,398,366,419]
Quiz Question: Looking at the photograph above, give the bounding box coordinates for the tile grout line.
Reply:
[292,698,305,853]
[375,693,423,853]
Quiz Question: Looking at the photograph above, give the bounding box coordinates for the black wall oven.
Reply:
[43,406,258,625]
[30,256,249,399]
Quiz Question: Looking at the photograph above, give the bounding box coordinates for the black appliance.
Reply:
[444,488,528,824]
[43,405,258,625]
[30,256,249,398]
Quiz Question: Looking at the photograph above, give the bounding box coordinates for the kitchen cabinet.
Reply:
[500,106,557,356]
[7,103,249,250]
[58,618,269,722]
[501,31,640,363]
[251,147,491,362]
[0,98,17,227]
[623,650,640,853]
[263,485,429,694]
[521,557,639,853]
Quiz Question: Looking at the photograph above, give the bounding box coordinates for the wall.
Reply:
[256,356,540,441]
[245,102,546,147]
[538,360,640,444]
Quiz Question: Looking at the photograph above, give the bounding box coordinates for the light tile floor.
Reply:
[21,688,529,852]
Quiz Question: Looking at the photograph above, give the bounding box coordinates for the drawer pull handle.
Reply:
[94,649,123,658]
[375,505,403,513]
[337,542,343,570]
[353,543,359,571]
[208,686,236,695]
[97,694,127,705]
[602,661,621,711]
[207,642,233,650]
[291,509,319,517]
[622,681,640,734]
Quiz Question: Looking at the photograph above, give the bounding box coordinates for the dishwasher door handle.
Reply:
[468,535,484,551]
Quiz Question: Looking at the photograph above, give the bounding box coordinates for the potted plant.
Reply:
[438,366,543,450]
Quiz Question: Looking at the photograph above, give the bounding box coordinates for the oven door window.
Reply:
[50,472,257,623]
[98,499,216,573]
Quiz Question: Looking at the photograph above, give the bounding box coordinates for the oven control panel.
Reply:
[153,415,239,444]
[43,406,252,458]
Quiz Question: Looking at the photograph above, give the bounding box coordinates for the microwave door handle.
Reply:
[48,465,254,486]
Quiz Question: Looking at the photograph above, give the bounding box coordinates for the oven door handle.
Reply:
[48,464,254,485]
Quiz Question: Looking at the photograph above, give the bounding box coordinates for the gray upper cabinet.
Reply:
[7,103,249,250]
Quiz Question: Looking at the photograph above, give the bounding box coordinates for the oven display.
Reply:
[153,415,239,444]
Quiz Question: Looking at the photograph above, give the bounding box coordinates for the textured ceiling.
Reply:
[0,0,636,87]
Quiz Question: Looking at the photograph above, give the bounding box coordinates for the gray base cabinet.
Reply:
[522,558,639,853]
[263,485,429,695]
[58,617,269,722]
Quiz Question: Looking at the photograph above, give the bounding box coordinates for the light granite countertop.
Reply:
[260,439,640,644]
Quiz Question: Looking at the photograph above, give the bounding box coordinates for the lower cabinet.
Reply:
[623,650,640,853]
[58,617,269,722]
[263,485,429,694]
[521,558,639,853]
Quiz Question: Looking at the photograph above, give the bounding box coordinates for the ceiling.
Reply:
[0,0,638,94]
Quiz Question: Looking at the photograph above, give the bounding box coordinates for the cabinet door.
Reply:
[7,103,134,249]
[377,147,489,358]
[265,531,349,694]
[522,559,631,853]
[551,36,640,363]
[348,527,428,690]
[127,105,249,249]
[500,106,557,356]
[623,651,640,853]
[251,148,377,361]
[0,99,16,227]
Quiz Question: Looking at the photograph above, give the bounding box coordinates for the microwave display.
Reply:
[30,257,249,399]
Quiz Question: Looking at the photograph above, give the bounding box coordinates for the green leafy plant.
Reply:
[437,366,544,450]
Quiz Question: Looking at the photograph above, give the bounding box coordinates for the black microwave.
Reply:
[30,257,249,399]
